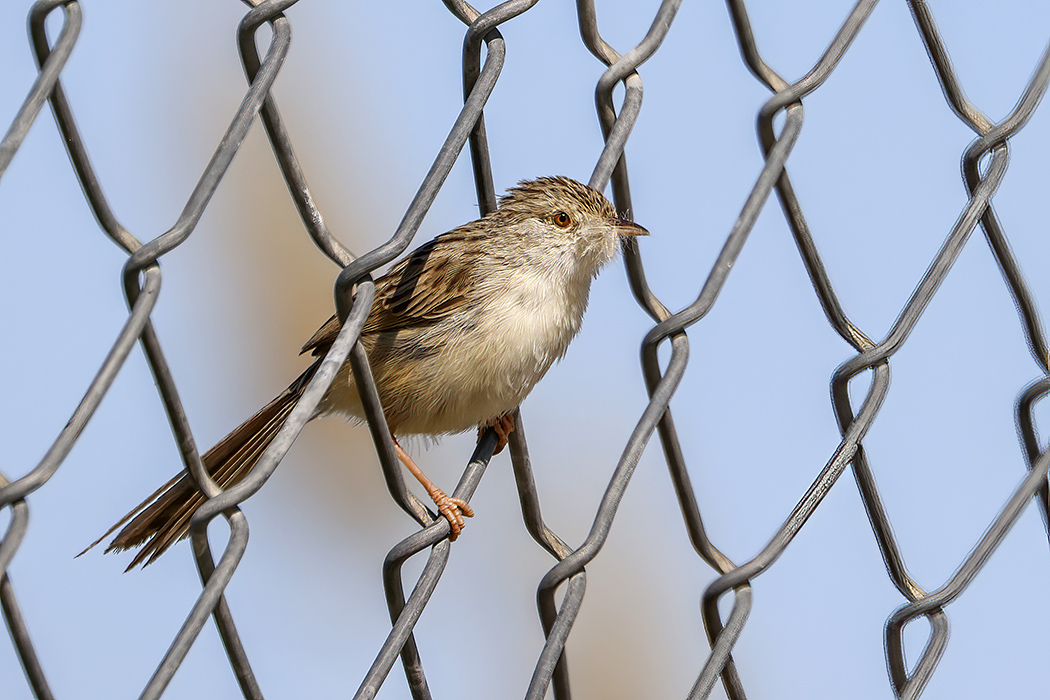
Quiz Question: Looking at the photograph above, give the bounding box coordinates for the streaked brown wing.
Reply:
[300,231,483,358]
[300,315,341,356]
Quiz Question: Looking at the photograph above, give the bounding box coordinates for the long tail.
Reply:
[82,362,318,570]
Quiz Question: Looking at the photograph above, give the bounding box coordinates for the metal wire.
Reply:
[2,1,1049,699]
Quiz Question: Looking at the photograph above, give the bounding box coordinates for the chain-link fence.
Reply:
[3,1,1050,698]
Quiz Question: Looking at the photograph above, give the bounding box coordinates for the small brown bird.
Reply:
[87,176,647,568]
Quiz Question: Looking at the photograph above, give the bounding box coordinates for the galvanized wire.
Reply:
[2,1,1049,699]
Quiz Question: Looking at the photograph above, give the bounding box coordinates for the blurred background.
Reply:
[3,1,1050,698]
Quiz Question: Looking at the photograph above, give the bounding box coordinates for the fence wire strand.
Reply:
[2,1,1050,699]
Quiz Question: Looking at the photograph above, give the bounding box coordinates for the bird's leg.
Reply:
[484,413,516,455]
[392,436,473,540]
[476,413,516,454]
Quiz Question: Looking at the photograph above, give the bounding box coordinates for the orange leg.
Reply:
[492,413,515,454]
[392,437,473,540]
[478,413,516,455]
[474,415,514,455]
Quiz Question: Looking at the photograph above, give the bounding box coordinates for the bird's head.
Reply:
[494,176,648,273]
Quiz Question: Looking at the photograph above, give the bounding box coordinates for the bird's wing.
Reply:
[300,231,484,357]
[300,315,341,356]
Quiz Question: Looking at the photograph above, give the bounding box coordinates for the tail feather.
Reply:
[138,389,300,569]
[83,364,316,570]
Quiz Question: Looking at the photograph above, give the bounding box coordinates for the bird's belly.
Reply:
[323,284,586,435]
[383,315,566,434]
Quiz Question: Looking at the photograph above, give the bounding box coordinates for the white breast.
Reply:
[442,264,593,428]
[324,232,617,436]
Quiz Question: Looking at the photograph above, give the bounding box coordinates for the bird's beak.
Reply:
[613,218,649,236]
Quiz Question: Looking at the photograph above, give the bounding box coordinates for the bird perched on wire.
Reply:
[84,176,648,569]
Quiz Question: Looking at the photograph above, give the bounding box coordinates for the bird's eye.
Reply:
[552,211,572,228]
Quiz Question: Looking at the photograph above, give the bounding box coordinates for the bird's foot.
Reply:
[428,488,474,540]
[479,413,516,455]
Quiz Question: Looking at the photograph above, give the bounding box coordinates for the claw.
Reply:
[391,435,475,541]
[480,413,516,455]
[430,491,474,540]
